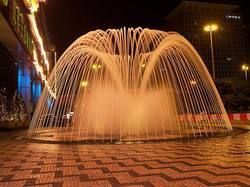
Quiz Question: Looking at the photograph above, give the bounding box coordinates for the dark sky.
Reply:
[42,0,248,56]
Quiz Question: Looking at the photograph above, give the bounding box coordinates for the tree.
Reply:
[216,78,250,112]
[10,91,27,121]
[0,88,8,121]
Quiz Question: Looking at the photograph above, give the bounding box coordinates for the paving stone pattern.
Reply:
[0,130,250,186]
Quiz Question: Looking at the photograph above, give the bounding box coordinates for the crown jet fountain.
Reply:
[28,28,232,142]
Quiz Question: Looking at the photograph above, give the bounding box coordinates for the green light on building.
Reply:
[0,0,8,6]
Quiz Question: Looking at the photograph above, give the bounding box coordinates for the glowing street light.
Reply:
[241,64,249,80]
[204,24,218,80]
[204,24,218,32]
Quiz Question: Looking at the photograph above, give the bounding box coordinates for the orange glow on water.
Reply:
[28,28,232,142]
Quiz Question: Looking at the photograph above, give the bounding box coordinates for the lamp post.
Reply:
[241,64,249,80]
[204,24,218,80]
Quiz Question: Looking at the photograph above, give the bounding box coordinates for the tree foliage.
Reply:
[0,88,8,121]
[216,78,250,112]
[0,89,28,121]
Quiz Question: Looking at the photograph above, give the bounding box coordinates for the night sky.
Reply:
[42,0,249,57]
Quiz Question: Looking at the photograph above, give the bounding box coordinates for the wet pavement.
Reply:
[0,127,249,186]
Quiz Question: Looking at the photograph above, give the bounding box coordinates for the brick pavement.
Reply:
[0,129,249,186]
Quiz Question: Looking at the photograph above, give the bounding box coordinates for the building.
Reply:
[166,1,247,80]
[0,0,52,118]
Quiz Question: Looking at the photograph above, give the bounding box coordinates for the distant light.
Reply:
[226,57,232,61]
[81,81,88,87]
[66,114,70,119]
[226,15,241,20]
[66,111,74,119]
[92,64,97,70]
[92,64,102,70]
[190,80,197,85]
[141,63,146,68]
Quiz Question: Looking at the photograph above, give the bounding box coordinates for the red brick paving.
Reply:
[0,129,249,186]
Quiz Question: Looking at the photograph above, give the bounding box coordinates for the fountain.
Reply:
[28,28,232,142]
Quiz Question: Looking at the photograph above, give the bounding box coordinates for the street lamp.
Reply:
[241,64,249,80]
[204,24,218,80]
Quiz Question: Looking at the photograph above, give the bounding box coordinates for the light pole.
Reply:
[241,64,249,80]
[204,24,218,80]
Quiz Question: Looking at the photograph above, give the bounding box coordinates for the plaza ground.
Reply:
[0,122,249,186]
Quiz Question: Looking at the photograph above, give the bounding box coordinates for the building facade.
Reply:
[0,0,51,118]
[166,1,247,80]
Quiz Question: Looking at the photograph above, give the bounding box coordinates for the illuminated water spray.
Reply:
[28,28,232,142]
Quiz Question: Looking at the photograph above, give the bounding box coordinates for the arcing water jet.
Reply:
[28,28,232,142]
